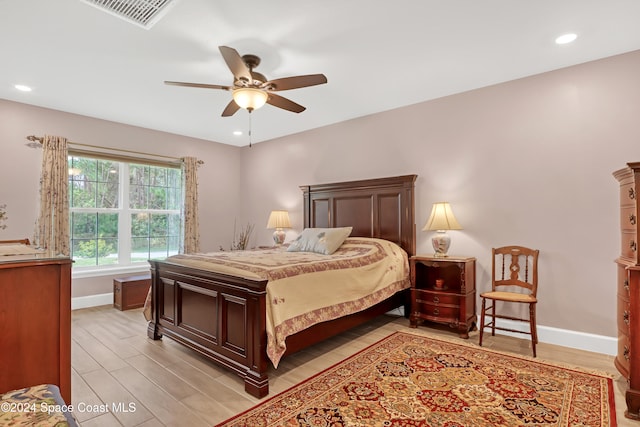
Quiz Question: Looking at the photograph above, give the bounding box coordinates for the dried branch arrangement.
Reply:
[220,220,254,251]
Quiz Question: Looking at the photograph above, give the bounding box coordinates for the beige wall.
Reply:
[0,100,243,297]
[1,49,639,338]
[240,50,640,338]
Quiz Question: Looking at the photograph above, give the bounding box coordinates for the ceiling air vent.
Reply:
[80,0,179,29]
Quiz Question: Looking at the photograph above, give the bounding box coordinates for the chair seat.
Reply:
[480,291,537,303]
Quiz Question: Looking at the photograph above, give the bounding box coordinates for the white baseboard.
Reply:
[72,293,113,310]
[482,317,617,356]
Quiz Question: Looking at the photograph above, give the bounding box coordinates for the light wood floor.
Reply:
[71,306,633,426]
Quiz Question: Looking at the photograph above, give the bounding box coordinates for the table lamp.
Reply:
[422,202,462,257]
[267,210,291,245]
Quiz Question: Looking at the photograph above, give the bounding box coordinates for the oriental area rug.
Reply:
[216,331,617,427]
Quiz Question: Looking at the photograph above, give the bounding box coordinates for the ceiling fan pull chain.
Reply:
[248,111,252,148]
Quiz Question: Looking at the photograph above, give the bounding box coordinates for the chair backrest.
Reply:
[492,246,539,296]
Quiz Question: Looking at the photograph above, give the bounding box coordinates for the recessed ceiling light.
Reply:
[233,130,243,136]
[14,84,32,92]
[555,33,577,45]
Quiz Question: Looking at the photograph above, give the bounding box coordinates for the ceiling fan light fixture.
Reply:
[233,88,268,111]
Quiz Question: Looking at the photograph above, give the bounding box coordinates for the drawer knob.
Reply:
[631,214,637,225]
[433,308,440,316]
[630,188,637,200]
[433,296,440,304]
[624,311,630,325]
[631,240,637,252]
[624,345,630,361]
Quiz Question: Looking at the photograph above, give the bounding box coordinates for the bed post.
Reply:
[301,185,311,228]
[243,291,269,397]
[146,261,162,340]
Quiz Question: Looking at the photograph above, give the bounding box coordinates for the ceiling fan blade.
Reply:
[219,46,252,83]
[221,100,240,117]
[266,93,306,113]
[265,74,327,91]
[164,81,231,90]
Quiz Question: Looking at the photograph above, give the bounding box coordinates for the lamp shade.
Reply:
[422,202,462,231]
[233,88,268,111]
[267,210,291,229]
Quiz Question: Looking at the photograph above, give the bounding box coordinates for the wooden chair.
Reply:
[478,246,540,356]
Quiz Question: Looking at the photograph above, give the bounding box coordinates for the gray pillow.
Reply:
[287,227,353,255]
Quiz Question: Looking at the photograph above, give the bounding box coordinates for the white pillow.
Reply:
[287,227,353,255]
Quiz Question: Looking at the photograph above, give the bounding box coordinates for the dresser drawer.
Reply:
[618,264,631,297]
[618,295,631,334]
[617,333,631,378]
[620,181,638,206]
[621,230,638,262]
[621,205,638,232]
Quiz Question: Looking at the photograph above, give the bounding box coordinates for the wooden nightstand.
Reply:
[409,255,476,338]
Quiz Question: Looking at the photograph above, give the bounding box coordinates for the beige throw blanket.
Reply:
[163,237,409,367]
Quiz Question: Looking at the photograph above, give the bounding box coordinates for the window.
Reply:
[68,155,182,268]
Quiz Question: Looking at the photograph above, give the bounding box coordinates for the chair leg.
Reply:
[529,303,537,357]
[479,298,486,347]
[491,303,496,336]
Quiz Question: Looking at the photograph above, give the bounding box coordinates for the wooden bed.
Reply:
[147,174,417,397]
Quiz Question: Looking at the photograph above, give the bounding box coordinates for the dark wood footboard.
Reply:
[147,259,409,397]
[147,260,270,397]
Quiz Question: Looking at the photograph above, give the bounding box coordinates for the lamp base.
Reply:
[273,228,286,245]
[431,231,451,257]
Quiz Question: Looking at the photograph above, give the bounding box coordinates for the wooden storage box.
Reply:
[113,274,151,311]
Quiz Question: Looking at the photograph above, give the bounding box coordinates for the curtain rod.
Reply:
[25,135,204,164]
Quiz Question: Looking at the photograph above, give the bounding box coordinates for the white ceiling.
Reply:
[2,0,640,147]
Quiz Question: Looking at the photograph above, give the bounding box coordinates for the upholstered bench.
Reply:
[0,384,78,426]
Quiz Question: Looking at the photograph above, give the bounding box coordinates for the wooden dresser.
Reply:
[614,162,640,419]
[0,253,72,403]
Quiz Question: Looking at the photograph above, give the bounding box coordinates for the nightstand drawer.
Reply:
[414,290,458,306]
[414,301,459,321]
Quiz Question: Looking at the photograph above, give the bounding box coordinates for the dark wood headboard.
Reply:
[301,175,417,257]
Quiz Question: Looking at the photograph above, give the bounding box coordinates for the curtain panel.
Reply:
[181,156,200,254]
[34,135,70,256]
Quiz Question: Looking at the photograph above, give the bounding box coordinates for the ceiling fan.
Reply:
[165,46,328,117]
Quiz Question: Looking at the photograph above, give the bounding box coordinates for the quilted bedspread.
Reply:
[165,237,410,367]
